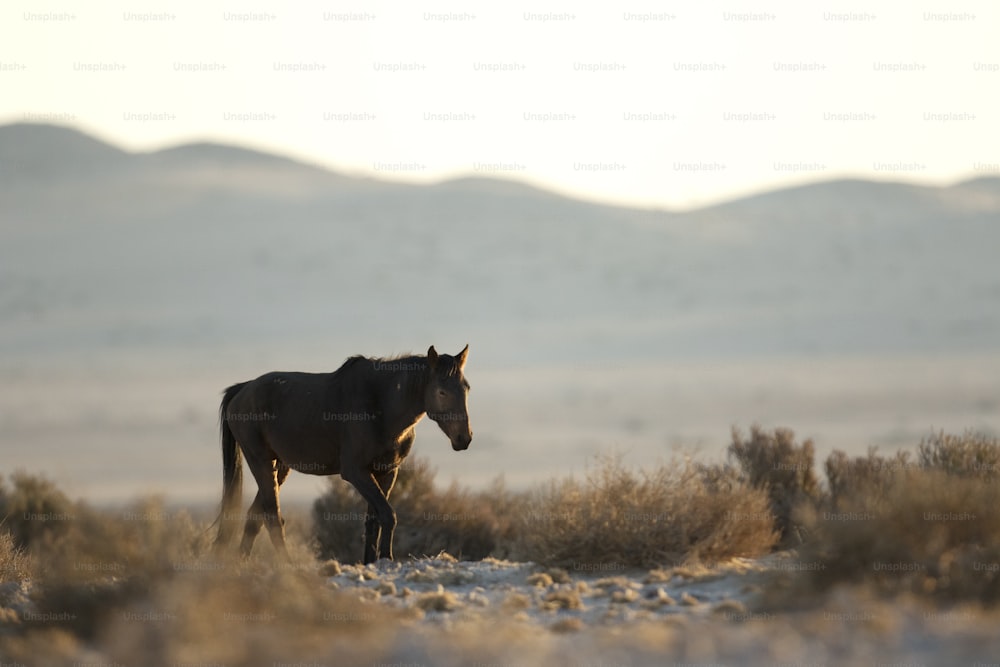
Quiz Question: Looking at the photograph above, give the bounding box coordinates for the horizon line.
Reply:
[3,118,996,213]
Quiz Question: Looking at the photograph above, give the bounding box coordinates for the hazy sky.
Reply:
[2,0,997,208]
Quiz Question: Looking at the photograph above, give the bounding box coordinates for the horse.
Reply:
[213,345,472,563]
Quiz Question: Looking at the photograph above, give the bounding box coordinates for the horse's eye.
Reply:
[438,389,447,398]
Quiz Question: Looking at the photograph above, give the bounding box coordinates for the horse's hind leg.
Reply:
[239,490,265,557]
[260,460,290,560]
[239,441,290,560]
[265,460,292,557]
[276,460,290,487]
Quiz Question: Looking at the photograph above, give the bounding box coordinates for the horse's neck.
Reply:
[380,365,428,434]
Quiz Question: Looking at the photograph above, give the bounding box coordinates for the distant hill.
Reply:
[1,122,998,365]
[0,123,130,181]
[685,177,1000,233]
[137,141,326,171]
[3,122,997,221]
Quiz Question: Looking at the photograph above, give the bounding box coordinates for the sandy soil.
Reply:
[319,553,1000,666]
[4,552,1000,665]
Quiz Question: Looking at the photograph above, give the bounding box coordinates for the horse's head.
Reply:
[424,344,472,451]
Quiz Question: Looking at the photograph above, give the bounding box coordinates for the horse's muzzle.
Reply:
[452,432,472,451]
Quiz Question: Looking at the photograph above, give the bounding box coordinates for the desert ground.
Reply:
[4,429,1000,666]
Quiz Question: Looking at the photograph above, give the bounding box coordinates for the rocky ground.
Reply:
[326,553,773,630]
[5,552,1000,666]
[320,553,1000,666]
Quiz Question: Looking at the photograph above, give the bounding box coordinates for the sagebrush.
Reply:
[728,425,822,545]
[775,430,1000,606]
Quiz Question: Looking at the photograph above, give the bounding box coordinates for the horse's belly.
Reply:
[267,428,341,476]
[284,459,340,476]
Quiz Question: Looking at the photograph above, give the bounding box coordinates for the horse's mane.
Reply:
[328,352,428,403]
[331,352,424,373]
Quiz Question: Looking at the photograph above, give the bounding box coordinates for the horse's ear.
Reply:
[427,345,438,369]
[455,344,469,370]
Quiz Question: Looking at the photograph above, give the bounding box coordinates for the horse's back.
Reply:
[228,371,339,419]
[224,370,349,475]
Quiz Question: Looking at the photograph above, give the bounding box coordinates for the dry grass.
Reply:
[511,453,779,568]
[0,530,31,583]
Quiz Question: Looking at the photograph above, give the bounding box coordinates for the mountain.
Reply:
[4,123,997,226]
[2,123,998,365]
[0,124,1000,332]
[0,123,130,181]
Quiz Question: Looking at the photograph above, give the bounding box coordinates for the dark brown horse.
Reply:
[214,345,472,563]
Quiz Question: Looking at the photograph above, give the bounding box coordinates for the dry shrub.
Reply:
[311,473,367,562]
[12,497,223,640]
[918,429,1000,479]
[3,481,364,662]
[513,454,778,569]
[29,497,212,585]
[313,457,508,562]
[824,447,914,509]
[0,473,214,585]
[0,472,76,549]
[0,472,217,590]
[728,425,822,545]
[3,480,312,642]
[393,476,509,561]
[790,438,1000,605]
[7,556,402,666]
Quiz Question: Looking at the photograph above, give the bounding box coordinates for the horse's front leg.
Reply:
[369,467,400,561]
[344,466,397,564]
[363,503,380,564]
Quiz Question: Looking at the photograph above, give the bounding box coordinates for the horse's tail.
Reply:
[213,382,247,549]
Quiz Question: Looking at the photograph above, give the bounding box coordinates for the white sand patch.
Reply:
[322,554,1000,664]
[327,553,770,629]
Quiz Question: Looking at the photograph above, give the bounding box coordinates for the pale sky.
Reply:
[1,0,997,208]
